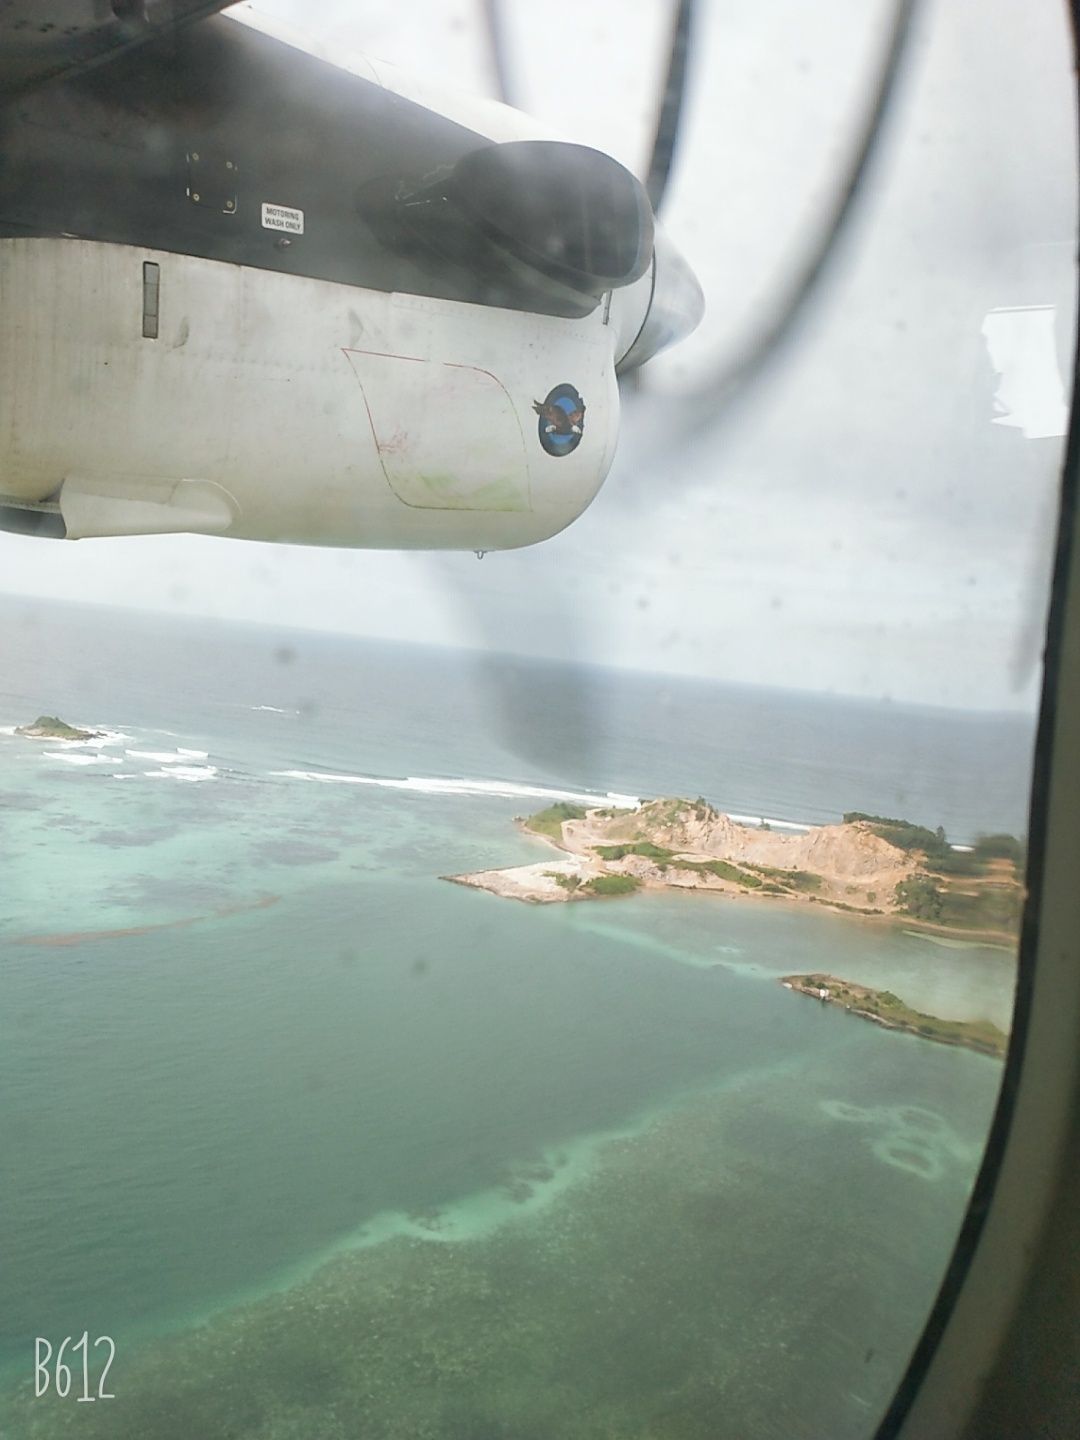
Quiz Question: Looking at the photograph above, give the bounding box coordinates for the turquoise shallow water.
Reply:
[0,600,1025,1439]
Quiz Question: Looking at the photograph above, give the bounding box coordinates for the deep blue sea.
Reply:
[0,596,1032,1440]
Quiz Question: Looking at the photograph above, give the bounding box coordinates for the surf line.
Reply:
[12,895,280,948]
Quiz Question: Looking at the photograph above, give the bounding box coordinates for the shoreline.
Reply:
[781,973,1008,1058]
[447,858,1017,950]
[443,800,1023,949]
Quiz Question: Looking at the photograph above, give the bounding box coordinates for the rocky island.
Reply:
[445,798,1024,944]
[15,714,104,741]
[781,973,1008,1058]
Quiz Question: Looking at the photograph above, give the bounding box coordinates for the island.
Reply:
[444,797,1024,944]
[780,973,1008,1058]
[15,714,104,741]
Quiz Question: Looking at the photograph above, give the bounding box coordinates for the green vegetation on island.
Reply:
[671,859,762,888]
[843,813,953,863]
[744,865,823,891]
[891,845,1025,939]
[547,872,582,893]
[593,841,675,862]
[15,714,103,741]
[834,813,1026,939]
[847,813,1025,874]
[546,871,642,897]
[524,802,588,841]
[585,873,641,896]
[782,974,1008,1058]
[593,841,763,888]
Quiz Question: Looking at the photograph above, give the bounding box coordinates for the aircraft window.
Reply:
[0,3,1075,1440]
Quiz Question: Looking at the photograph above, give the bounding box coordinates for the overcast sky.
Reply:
[1,0,1075,710]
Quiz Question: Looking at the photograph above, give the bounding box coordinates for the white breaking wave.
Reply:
[728,812,812,833]
[251,705,289,713]
[271,770,640,809]
[143,765,219,783]
[43,750,114,766]
[83,729,132,749]
[49,727,132,750]
[126,748,210,764]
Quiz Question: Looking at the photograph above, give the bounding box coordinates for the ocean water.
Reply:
[0,598,1032,1440]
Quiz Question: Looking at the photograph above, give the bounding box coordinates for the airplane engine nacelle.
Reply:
[0,237,630,549]
[0,19,702,551]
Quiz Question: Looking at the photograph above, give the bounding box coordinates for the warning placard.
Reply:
[260,203,304,234]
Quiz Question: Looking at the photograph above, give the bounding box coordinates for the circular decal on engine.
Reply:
[532,384,586,456]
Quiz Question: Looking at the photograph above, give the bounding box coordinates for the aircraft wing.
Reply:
[0,0,237,99]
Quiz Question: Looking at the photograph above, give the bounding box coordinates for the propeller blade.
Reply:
[678,0,919,431]
[643,0,695,215]
[479,0,515,107]
[428,551,606,780]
